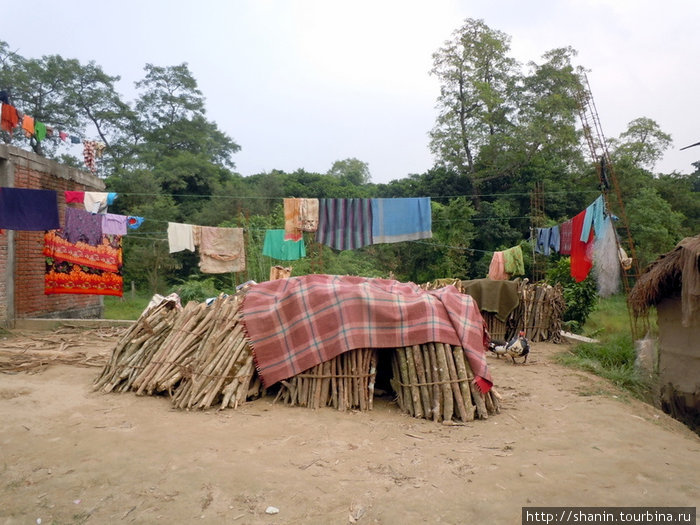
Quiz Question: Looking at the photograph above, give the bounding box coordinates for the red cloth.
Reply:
[64,191,85,204]
[570,210,594,282]
[242,274,492,390]
[1,104,19,133]
[559,219,573,255]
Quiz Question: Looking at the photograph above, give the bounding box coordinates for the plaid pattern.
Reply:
[242,274,492,389]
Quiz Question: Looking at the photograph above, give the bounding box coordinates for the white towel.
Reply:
[167,222,196,253]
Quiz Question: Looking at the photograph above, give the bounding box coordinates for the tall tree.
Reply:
[608,117,672,170]
[327,158,371,185]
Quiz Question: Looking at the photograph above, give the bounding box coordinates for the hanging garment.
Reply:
[70,136,81,144]
[0,187,60,231]
[548,225,560,254]
[502,245,525,276]
[618,245,632,271]
[1,103,19,133]
[94,142,107,157]
[559,219,573,255]
[534,228,548,255]
[315,198,373,251]
[59,131,68,141]
[101,213,128,236]
[44,231,123,297]
[299,198,319,232]
[83,192,109,213]
[198,226,246,273]
[63,207,103,246]
[107,192,118,205]
[460,279,520,322]
[262,229,306,261]
[83,140,97,173]
[34,121,47,142]
[593,217,621,297]
[581,195,605,243]
[0,91,9,104]
[371,197,432,244]
[64,191,85,204]
[21,115,35,137]
[570,210,594,282]
[487,251,508,280]
[283,198,303,241]
[167,222,196,253]
[127,216,145,230]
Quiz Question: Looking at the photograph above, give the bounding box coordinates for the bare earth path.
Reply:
[1,329,698,524]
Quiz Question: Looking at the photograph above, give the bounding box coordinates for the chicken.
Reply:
[488,331,530,364]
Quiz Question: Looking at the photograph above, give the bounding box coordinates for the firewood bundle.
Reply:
[510,281,565,343]
[390,343,500,422]
[94,293,262,410]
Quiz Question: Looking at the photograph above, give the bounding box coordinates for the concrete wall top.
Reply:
[0,143,105,190]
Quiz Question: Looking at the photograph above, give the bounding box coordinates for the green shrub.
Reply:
[169,277,226,303]
[546,257,597,332]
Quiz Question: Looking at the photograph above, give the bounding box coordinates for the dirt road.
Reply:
[1,330,698,524]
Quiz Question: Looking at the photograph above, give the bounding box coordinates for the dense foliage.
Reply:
[1,18,697,329]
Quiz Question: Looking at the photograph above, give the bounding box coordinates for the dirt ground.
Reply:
[1,328,698,525]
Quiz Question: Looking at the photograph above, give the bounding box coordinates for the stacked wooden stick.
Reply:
[274,348,378,411]
[94,293,262,409]
[391,343,500,422]
[509,281,565,342]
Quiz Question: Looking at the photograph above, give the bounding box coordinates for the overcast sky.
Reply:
[4,0,699,183]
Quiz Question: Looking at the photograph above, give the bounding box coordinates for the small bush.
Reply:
[170,277,225,303]
[546,257,597,332]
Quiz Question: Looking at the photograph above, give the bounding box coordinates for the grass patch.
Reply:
[103,293,151,320]
[555,332,652,401]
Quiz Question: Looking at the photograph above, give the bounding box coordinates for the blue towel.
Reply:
[581,195,605,243]
[371,197,432,244]
[0,187,60,231]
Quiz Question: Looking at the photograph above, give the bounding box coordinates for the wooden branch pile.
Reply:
[509,281,565,343]
[94,293,262,410]
[390,343,500,422]
[274,348,378,411]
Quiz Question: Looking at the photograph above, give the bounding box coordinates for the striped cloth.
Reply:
[242,274,492,390]
[314,198,373,250]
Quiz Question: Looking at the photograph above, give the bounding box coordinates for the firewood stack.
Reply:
[94,292,262,409]
[390,343,500,422]
[509,281,565,343]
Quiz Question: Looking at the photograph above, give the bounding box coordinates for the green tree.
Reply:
[327,158,371,185]
[608,117,672,170]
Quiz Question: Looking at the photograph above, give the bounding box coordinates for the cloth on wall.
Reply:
[487,251,508,280]
[593,216,621,297]
[101,213,128,236]
[83,140,97,173]
[315,198,373,251]
[64,207,103,246]
[559,219,573,255]
[83,192,113,213]
[0,187,60,231]
[65,191,85,204]
[371,197,432,244]
[167,222,196,253]
[1,103,19,133]
[570,209,594,282]
[198,226,246,273]
[502,245,525,276]
[262,229,306,261]
[44,230,123,297]
[581,195,605,243]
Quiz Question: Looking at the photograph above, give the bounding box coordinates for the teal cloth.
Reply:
[263,229,306,261]
[581,195,605,242]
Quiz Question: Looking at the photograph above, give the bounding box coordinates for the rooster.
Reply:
[489,331,530,364]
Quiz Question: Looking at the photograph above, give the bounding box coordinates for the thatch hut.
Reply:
[629,234,700,430]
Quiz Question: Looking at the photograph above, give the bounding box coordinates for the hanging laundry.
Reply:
[618,245,633,271]
[167,222,196,253]
[371,197,432,244]
[315,198,373,251]
[70,136,81,144]
[0,90,9,104]
[127,216,145,229]
[64,190,85,204]
[63,207,103,246]
[83,192,110,213]
[559,219,573,255]
[44,230,123,297]
[101,213,128,236]
[198,226,246,273]
[83,140,97,174]
[21,115,34,137]
[593,217,620,297]
[570,209,594,282]
[283,198,320,240]
[487,251,508,280]
[580,195,605,243]
[107,192,118,205]
[34,121,47,142]
[45,126,53,138]
[59,131,68,142]
[535,225,561,256]
[298,198,319,232]
[0,187,60,231]
[502,245,525,276]
[262,229,306,261]
[95,142,107,158]
[1,103,19,133]
[283,198,303,241]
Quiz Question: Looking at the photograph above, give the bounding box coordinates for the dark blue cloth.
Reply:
[0,187,60,231]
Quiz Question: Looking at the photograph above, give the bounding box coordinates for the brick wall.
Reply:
[0,145,106,325]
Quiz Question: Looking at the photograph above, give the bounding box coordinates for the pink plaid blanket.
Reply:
[242,274,492,390]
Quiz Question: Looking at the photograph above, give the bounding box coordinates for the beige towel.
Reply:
[199,226,245,273]
[167,222,196,253]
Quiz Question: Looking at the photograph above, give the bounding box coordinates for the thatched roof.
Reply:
[629,235,700,326]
